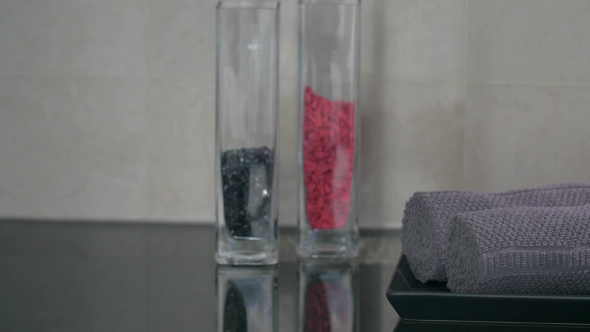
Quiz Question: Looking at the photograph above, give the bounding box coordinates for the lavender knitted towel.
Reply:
[401,183,590,282]
[445,205,590,294]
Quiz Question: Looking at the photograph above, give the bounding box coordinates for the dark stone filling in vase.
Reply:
[221,147,274,238]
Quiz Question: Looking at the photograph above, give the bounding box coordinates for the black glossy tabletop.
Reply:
[1,220,589,332]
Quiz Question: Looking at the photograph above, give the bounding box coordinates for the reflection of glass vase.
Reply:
[215,1,281,265]
[216,265,278,332]
[298,260,359,332]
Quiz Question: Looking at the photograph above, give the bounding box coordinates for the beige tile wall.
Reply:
[0,0,588,228]
[464,0,590,192]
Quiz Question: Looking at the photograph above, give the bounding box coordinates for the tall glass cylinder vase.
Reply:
[297,0,360,258]
[216,1,280,265]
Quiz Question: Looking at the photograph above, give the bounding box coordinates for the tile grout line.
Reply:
[463,0,470,191]
[470,80,590,88]
[143,0,151,287]
[1,73,588,89]
[464,0,470,86]
[0,73,216,83]
[0,74,148,81]
[144,0,153,223]
[143,0,151,307]
[145,0,151,80]
[360,222,402,230]
[360,77,469,85]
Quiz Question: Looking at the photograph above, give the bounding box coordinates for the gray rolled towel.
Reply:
[401,183,590,282]
[445,205,590,294]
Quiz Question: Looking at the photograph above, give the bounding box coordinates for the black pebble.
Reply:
[221,147,274,238]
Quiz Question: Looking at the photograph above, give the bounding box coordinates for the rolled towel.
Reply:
[401,183,590,282]
[445,205,590,294]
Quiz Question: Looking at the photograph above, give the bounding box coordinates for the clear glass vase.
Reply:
[216,265,278,332]
[216,1,280,265]
[297,260,359,332]
[297,0,361,258]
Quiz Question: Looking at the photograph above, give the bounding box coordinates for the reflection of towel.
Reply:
[445,206,590,294]
[401,184,590,282]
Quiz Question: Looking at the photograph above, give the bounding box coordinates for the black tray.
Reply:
[387,255,590,324]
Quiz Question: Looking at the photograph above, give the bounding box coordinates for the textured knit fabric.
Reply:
[445,205,590,294]
[401,183,590,282]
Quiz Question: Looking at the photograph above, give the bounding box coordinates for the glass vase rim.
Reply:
[300,0,360,5]
[217,1,280,10]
